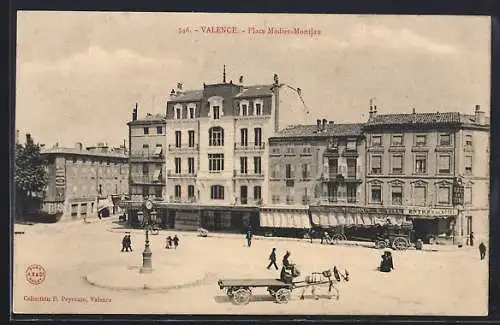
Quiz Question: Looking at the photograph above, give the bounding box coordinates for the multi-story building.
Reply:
[161,76,279,231]
[264,119,365,235]
[40,142,128,221]
[363,104,490,243]
[127,108,167,202]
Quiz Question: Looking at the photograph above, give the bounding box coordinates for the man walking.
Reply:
[469,232,474,246]
[267,248,278,270]
[479,242,487,260]
[126,234,133,252]
[246,229,253,247]
[121,234,127,252]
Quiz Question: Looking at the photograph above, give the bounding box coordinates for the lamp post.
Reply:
[139,199,156,273]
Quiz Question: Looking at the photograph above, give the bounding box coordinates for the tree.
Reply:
[14,134,48,219]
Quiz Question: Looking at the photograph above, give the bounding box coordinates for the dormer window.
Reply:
[188,104,196,119]
[174,104,182,120]
[242,104,248,116]
[253,99,264,116]
[208,96,224,120]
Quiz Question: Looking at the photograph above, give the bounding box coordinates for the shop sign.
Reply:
[404,207,458,217]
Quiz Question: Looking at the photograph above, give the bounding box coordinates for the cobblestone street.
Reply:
[13,218,488,315]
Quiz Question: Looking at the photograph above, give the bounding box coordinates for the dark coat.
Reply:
[269,250,276,261]
[479,243,486,253]
[380,255,394,272]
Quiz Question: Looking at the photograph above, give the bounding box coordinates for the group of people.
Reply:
[266,248,299,283]
[165,235,180,249]
[121,234,133,252]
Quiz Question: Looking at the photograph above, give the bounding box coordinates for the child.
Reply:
[173,235,179,249]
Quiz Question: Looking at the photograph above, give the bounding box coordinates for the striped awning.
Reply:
[260,210,310,229]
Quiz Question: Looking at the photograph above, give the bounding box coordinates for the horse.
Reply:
[299,266,349,300]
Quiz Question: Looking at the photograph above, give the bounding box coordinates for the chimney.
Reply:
[132,103,138,121]
[322,119,327,130]
[26,133,33,145]
[75,142,83,150]
[316,119,322,131]
[412,107,416,114]
[368,98,377,119]
[475,104,485,125]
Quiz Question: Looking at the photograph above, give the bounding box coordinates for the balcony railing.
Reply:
[168,144,199,151]
[129,152,165,161]
[234,142,265,151]
[233,170,265,178]
[130,175,165,184]
[167,169,197,177]
[168,196,198,203]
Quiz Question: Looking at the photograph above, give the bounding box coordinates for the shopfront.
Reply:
[259,205,311,237]
[404,207,458,244]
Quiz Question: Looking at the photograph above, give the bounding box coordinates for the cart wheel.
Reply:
[275,288,292,304]
[375,240,387,249]
[392,237,409,250]
[226,288,234,297]
[232,288,251,305]
[267,287,277,297]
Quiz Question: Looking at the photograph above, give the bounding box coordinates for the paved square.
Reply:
[13,218,488,315]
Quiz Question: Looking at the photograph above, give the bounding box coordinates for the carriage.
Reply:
[217,266,349,305]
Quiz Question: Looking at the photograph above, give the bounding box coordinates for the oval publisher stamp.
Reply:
[25,264,46,285]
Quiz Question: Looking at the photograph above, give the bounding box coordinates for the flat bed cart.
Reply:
[218,277,337,305]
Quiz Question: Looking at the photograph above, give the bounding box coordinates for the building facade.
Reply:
[363,105,490,243]
[127,109,167,202]
[41,142,129,221]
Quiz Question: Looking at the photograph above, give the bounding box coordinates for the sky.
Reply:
[15,12,491,148]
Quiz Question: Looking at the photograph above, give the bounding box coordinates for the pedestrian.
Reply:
[165,236,172,249]
[173,235,179,249]
[126,234,133,252]
[308,229,314,243]
[121,234,127,252]
[479,242,487,260]
[379,251,394,273]
[469,232,474,246]
[267,248,278,270]
[280,251,293,282]
[415,238,423,250]
[246,229,253,247]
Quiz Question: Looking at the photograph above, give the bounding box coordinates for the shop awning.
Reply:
[97,198,114,211]
[260,209,310,229]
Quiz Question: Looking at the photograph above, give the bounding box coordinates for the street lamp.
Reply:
[139,199,156,273]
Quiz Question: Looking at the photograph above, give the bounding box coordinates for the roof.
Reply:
[273,123,364,139]
[128,113,166,125]
[41,147,128,159]
[365,112,462,127]
[460,114,490,126]
[168,90,203,103]
[234,84,274,98]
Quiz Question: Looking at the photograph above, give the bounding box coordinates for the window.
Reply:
[414,185,427,206]
[329,159,338,175]
[271,165,281,179]
[439,134,451,146]
[371,155,382,174]
[175,131,182,148]
[415,135,427,146]
[175,157,182,174]
[254,186,262,201]
[301,163,310,179]
[255,103,262,115]
[391,155,403,174]
[286,195,294,204]
[175,107,181,119]
[240,157,248,174]
[370,184,382,204]
[302,147,311,155]
[208,154,224,172]
[347,184,357,203]
[415,155,427,174]
[271,147,280,155]
[174,185,181,199]
[438,186,451,204]
[285,164,293,179]
[438,155,451,174]
[254,128,262,146]
[346,139,357,151]
[142,163,149,175]
[143,127,149,135]
[391,135,403,146]
[210,185,224,199]
[465,134,473,146]
[155,187,162,198]
[285,147,296,155]
[212,106,220,120]
[188,130,195,148]
[241,104,248,116]
[391,185,403,205]
[254,157,262,174]
[240,128,248,146]
[71,204,78,217]
[371,135,382,146]
[188,185,195,199]
[328,183,338,202]
[143,187,149,197]
[188,157,195,174]
[189,106,195,119]
[465,155,473,174]
[272,195,281,204]
[209,127,224,146]
[464,186,472,205]
[347,159,357,178]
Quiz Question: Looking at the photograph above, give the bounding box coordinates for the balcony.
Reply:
[130,175,165,185]
[234,142,265,152]
[168,144,199,152]
[233,170,265,179]
[167,170,197,178]
[322,173,361,183]
[129,152,165,162]
[168,196,198,204]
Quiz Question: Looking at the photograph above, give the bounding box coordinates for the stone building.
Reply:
[362,104,490,244]
[41,142,128,221]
